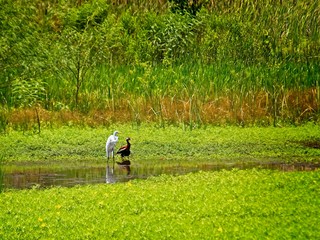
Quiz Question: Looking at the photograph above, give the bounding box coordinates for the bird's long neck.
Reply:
[126,140,131,149]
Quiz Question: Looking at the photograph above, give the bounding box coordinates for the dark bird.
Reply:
[116,137,131,175]
[116,137,131,159]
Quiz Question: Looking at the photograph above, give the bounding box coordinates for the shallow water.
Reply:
[2,161,319,189]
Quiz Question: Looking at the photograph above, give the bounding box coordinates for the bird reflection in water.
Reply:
[116,160,131,175]
[105,130,119,184]
[116,137,131,176]
[105,161,131,184]
[106,136,131,183]
[106,165,116,184]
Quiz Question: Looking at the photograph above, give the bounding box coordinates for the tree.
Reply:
[11,78,47,134]
[53,1,109,110]
[54,26,108,110]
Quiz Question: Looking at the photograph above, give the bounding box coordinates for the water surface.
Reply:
[2,161,319,189]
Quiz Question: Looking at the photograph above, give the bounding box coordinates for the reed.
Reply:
[1,0,319,129]
[3,60,319,129]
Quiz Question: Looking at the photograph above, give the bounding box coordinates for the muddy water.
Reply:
[2,162,320,189]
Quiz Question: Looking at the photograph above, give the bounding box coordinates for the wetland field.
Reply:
[1,1,320,239]
[0,124,320,239]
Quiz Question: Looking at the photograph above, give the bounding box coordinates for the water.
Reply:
[2,161,319,190]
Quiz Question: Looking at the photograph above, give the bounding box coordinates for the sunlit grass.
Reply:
[1,123,319,166]
[0,155,4,193]
[1,169,319,239]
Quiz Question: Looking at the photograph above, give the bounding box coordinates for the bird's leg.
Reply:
[112,149,115,173]
[107,154,109,165]
[106,164,109,182]
[106,154,110,182]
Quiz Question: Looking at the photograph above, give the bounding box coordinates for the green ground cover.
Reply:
[1,169,319,239]
[1,123,319,166]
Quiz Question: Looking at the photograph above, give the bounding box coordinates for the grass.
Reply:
[1,123,320,167]
[3,61,319,131]
[1,121,319,238]
[0,155,4,193]
[1,1,319,130]
[0,169,319,239]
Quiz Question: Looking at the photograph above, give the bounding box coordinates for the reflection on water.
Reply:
[2,161,320,190]
[106,165,116,184]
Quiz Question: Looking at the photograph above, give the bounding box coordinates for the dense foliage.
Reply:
[1,123,319,164]
[1,169,319,239]
[1,0,319,130]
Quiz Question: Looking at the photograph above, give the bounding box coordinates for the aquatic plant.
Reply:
[0,169,319,239]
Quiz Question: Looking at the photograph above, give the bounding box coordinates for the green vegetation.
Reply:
[1,123,319,166]
[1,0,319,131]
[0,155,4,193]
[1,2,319,238]
[1,169,319,239]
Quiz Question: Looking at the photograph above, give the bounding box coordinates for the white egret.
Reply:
[106,130,119,162]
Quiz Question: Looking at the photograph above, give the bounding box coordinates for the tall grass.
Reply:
[1,0,319,129]
[3,61,319,129]
[83,61,319,126]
